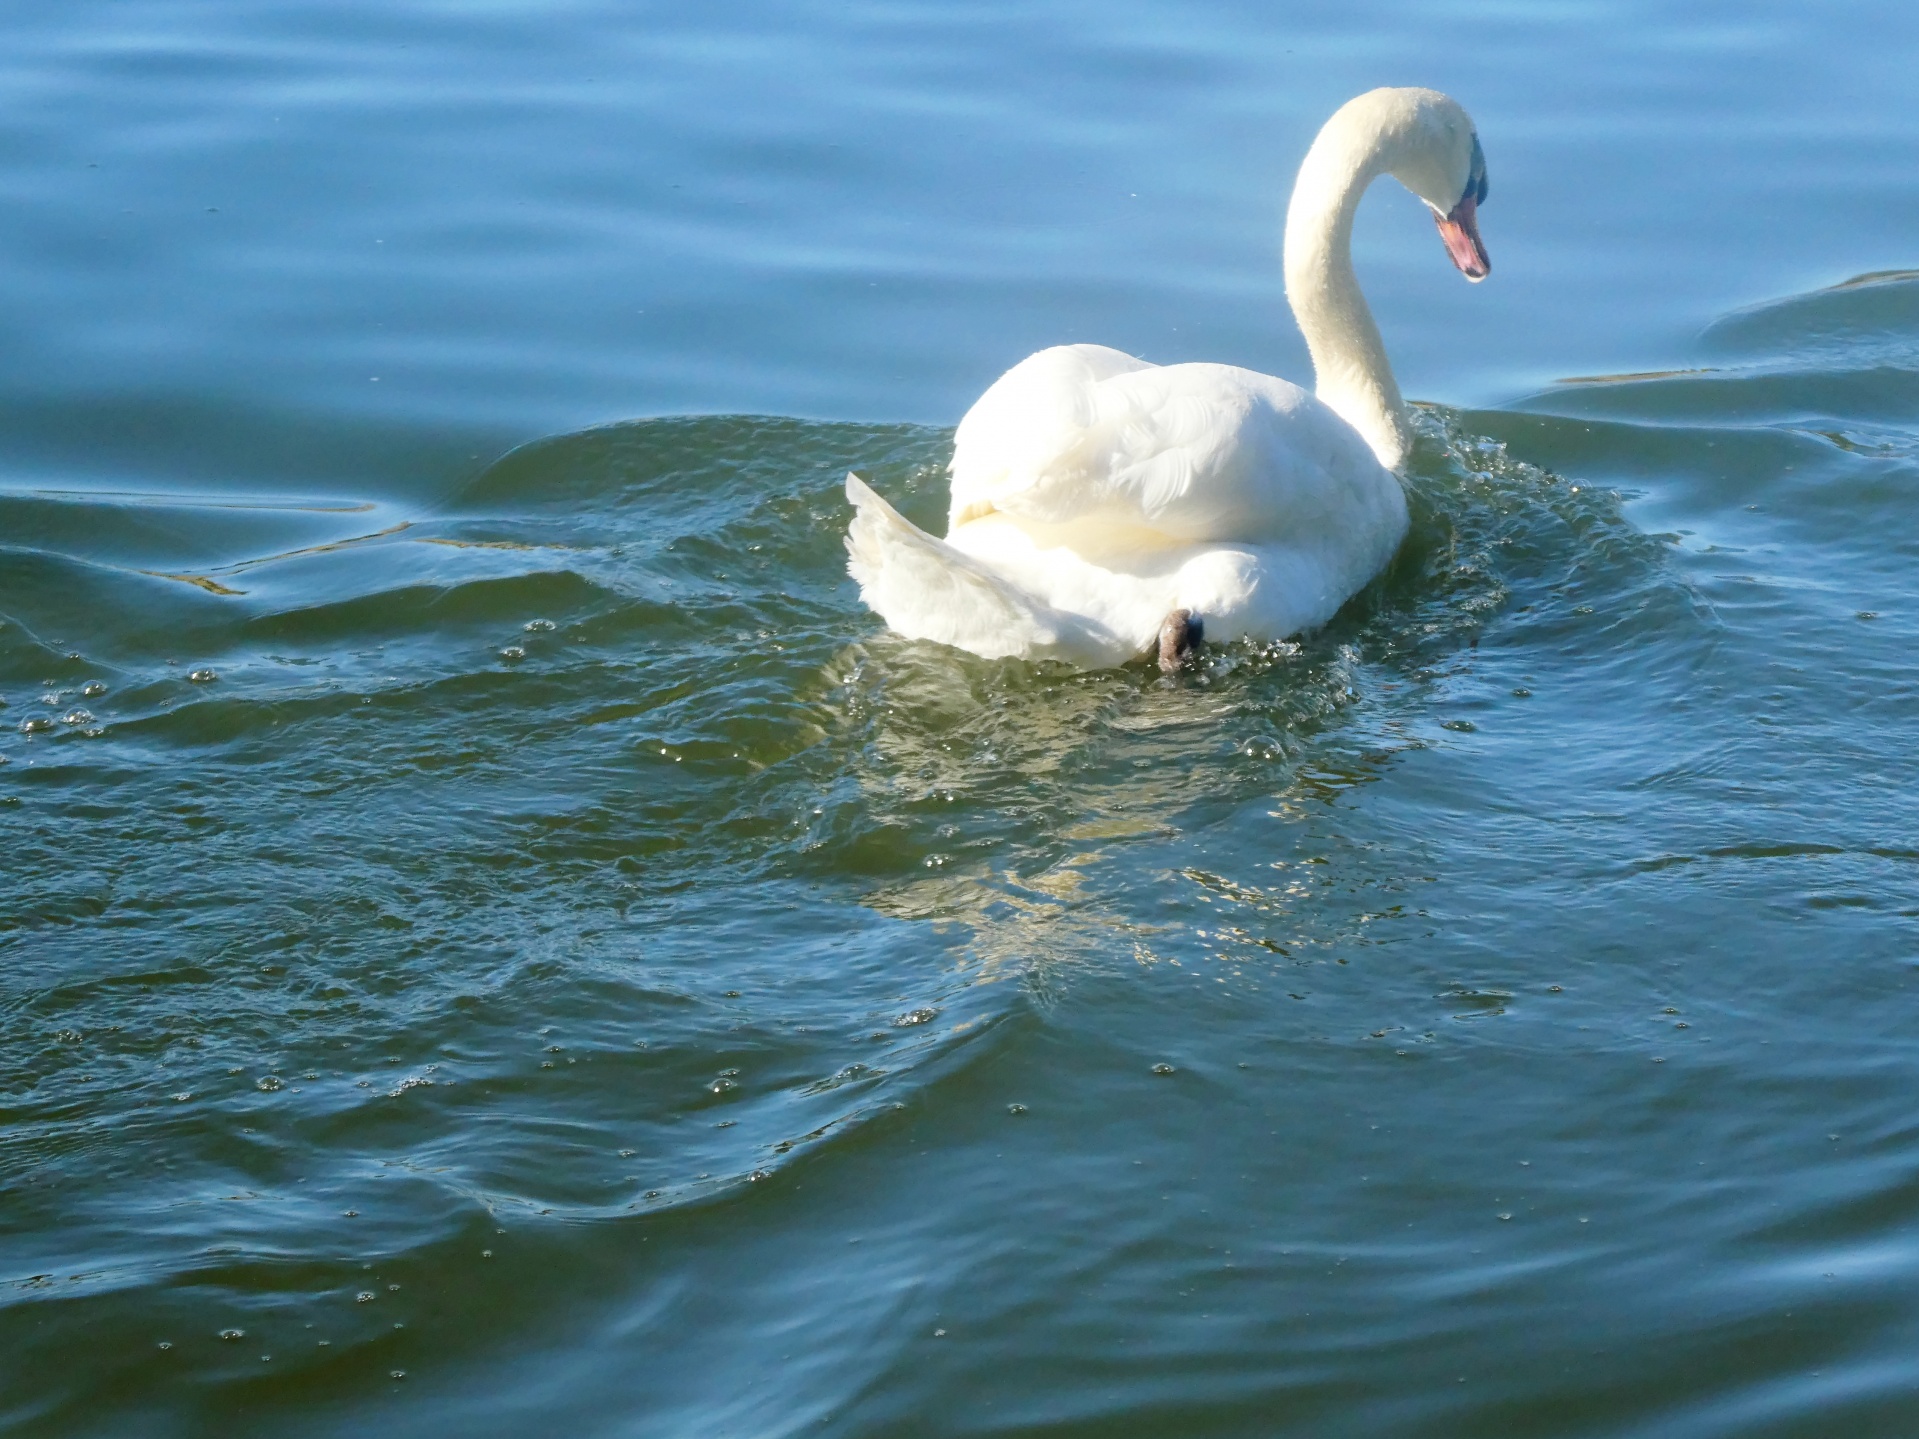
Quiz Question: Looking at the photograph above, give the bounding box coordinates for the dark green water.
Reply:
[10,4,1919,1436]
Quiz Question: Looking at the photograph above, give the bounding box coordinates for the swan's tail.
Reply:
[843,473,1101,664]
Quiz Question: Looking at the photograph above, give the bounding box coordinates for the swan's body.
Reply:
[845,87,1491,669]
[845,348,1403,668]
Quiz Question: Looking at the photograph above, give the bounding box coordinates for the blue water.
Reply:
[9,3,1919,1436]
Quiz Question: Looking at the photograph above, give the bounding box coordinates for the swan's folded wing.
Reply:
[844,474,1118,666]
[950,353,1363,542]
[1098,378,1251,529]
[947,345,1155,530]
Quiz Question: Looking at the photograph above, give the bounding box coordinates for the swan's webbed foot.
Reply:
[1157,609,1204,673]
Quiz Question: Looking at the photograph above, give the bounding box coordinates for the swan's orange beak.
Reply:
[1435,191,1489,282]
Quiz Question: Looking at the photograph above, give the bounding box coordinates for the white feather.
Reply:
[843,474,1121,667]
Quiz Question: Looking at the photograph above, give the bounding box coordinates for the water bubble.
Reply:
[19,716,53,734]
[172,1092,192,1102]
[749,1169,770,1182]
[343,1209,359,1217]
[895,1008,938,1027]
[390,1370,406,1380]
[1511,687,1532,698]
[1497,1213,1512,1221]
[715,1119,736,1128]
[523,619,556,632]
[499,646,525,662]
[722,990,741,998]
[1006,1103,1027,1115]
[81,682,107,698]
[157,1341,172,1351]
[219,1328,244,1341]
[1441,719,1476,733]
[387,1284,400,1292]
[1151,1063,1176,1076]
[188,668,218,683]
[617,1148,636,1158]
[255,1076,283,1092]
[1548,985,1563,993]
[481,1250,493,1259]
[356,1291,375,1303]
[717,1067,740,1077]
[60,708,92,726]
[708,1077,738,1094]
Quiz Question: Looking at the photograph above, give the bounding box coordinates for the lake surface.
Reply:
[8,3,1919,1435]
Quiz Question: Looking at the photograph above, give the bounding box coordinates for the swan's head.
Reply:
[1379,89,1491,282]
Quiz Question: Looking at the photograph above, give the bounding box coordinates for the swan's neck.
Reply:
[1283,115,1411,471]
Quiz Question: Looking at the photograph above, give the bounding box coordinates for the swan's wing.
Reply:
[947,344,1155,531]
[844,474,1123,666]
[949,355,1395,545]
[1094,370,1262,532]
[1094,363,1401,544]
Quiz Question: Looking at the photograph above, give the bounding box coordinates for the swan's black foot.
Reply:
[1157,609,1204,673]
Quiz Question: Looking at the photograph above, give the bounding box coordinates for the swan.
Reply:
[844,86,1491,671]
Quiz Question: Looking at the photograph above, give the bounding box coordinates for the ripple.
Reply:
[0,360,1901,1439]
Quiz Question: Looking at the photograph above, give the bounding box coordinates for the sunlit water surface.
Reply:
[9,3,1919,1436]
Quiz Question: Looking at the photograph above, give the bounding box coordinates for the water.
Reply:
[7,3,1919,1435]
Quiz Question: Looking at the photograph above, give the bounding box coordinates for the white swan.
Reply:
[844,87,1491,671]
